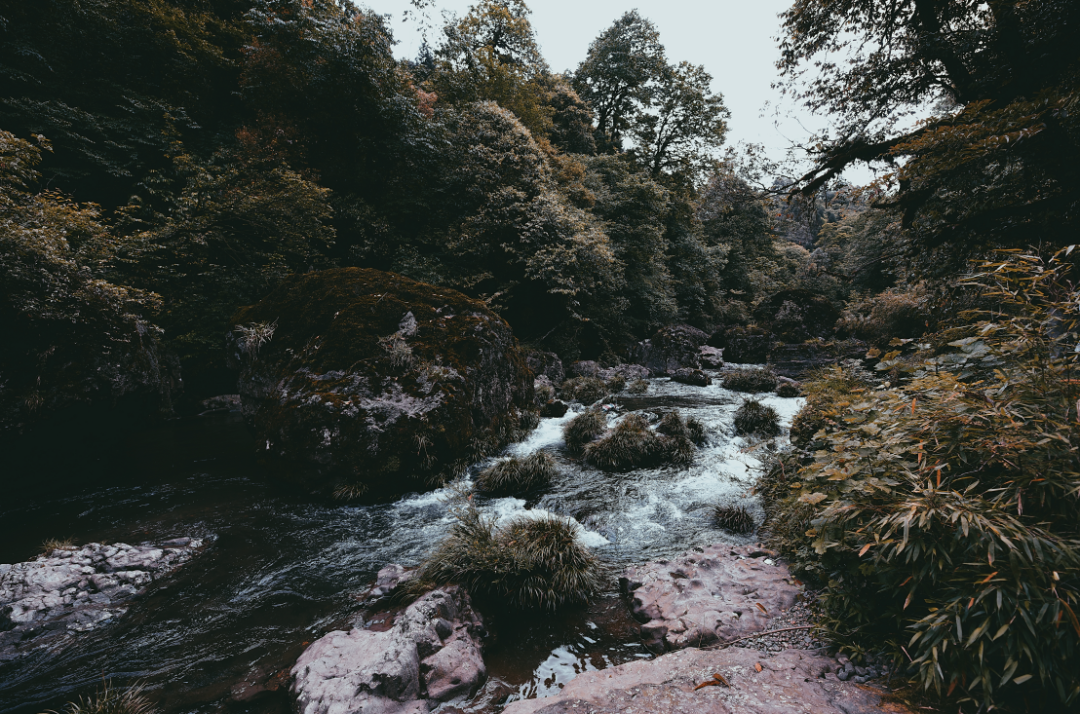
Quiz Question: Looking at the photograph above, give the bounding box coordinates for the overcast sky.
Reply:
[366,0,868,182]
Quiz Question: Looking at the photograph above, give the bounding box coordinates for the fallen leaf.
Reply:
[755,603,768,614]
[755,663,763,672]
[712,673,730,687]
[693,680,719,691]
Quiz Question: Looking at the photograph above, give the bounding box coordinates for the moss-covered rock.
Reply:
[229,268,535,500]
[629,325,708,375]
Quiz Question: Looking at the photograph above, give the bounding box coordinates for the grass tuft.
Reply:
[414,503,603,611]
[475,452,558,496]
[583,413,696,471]
[655,411,708,445]
[722,367,779,393]
[733,399,781,437]
[563,409,607,453]
[43,681,158,714]
[627,378,649,394]
[40,538,76,555]
[559,377,608,404]
[712,504,755,534]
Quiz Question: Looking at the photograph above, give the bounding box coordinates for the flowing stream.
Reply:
[0,373,801,714]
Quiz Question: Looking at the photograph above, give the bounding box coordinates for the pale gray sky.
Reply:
[368,0,869,183]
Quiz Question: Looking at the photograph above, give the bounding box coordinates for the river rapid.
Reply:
[0,373,801,714]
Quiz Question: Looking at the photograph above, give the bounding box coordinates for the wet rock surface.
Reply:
[620,544,802,651]
[0,538,204,662]
[630,325,708,375]
[292,586,486,714]
[500,646,908,714]
[229,268,535,500]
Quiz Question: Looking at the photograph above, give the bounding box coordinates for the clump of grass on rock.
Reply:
[722,367,779,393]
[734,399,781,437]
[583,413,695,471]
[563,409,608,453]
[475,452,557,497]
[656,411,707,445]
[415,503,602,611]
[40,538,75,555]
[606,373,627,392]
[627,379,649,394]
[559,376,608,405]
[713,505,755,534]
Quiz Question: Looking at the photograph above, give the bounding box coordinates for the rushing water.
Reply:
[0,374,801,714]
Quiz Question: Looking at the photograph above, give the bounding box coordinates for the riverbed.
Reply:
[0,374,800,713]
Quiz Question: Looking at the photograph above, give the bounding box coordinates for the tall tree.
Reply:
[778,0,1080,277]
[572,11,667,151]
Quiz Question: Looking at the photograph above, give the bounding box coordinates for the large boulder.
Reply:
[229,268,535,500]
[722,327,776,365]
[753,289,840,342]
[630,325,708,375]
[292,586,486,714]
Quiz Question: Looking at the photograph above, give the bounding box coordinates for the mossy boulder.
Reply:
[229,268,535,500]
[629,325,708,375]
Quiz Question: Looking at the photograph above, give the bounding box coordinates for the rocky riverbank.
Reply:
[0,538,205,663]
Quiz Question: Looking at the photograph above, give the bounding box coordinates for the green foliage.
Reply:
[42,681,157,714]
[415,500,602,611]
[722,368,779,393]
[733,399,780,437]
[0,129,166,430]
[713,505,755,534]
[779,0,1080,279]
[563,409,607,453]
[789,362,878,446]
[837,286,932,348]
[767,250,1080,707]
[582,413,694,471]
[475,452,557,496]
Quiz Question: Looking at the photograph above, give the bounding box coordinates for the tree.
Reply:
[778,0,1080,277]
[572,11,667,151]
[629,61,729,183]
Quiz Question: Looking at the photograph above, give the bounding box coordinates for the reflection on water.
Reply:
[0,377,800,713]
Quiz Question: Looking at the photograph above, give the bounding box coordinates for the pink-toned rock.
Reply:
[292,586,486,714]
[620,544,802,651]
[501,647,909,714]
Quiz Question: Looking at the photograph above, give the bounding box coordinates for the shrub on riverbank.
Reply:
[765,251,1080,709]
[788,363,877,446]
[415,503,602,611]
[475,453,558,496]
[722,367,778,393]
[733,399,780,437]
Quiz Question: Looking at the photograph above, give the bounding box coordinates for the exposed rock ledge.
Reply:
[501,646,908,714]
[292,585,486,714]
[620,544,802,651]
[0,538,204,662]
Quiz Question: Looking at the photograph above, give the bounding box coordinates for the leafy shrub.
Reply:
[45,681,157,714]
[475,452,558,497]
[656,411,707,445]
[733,399,780,437]
[583,413,694,471]
[788,363,877,446]
[563,410,607,453]
[767,251,1080,708]
[415,502,602,611]
[722,367,779,393]
[627,378,649,394]
[713,505,755,534]
[559,376,608,404]
[836,286,932,348]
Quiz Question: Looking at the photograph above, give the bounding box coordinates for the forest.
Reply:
[1,0,1079,713]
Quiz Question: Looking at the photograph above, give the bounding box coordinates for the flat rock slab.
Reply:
[0,538,204,662]
[620,544,802,651]
[502,647,912,714]
[292,586,486,714]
